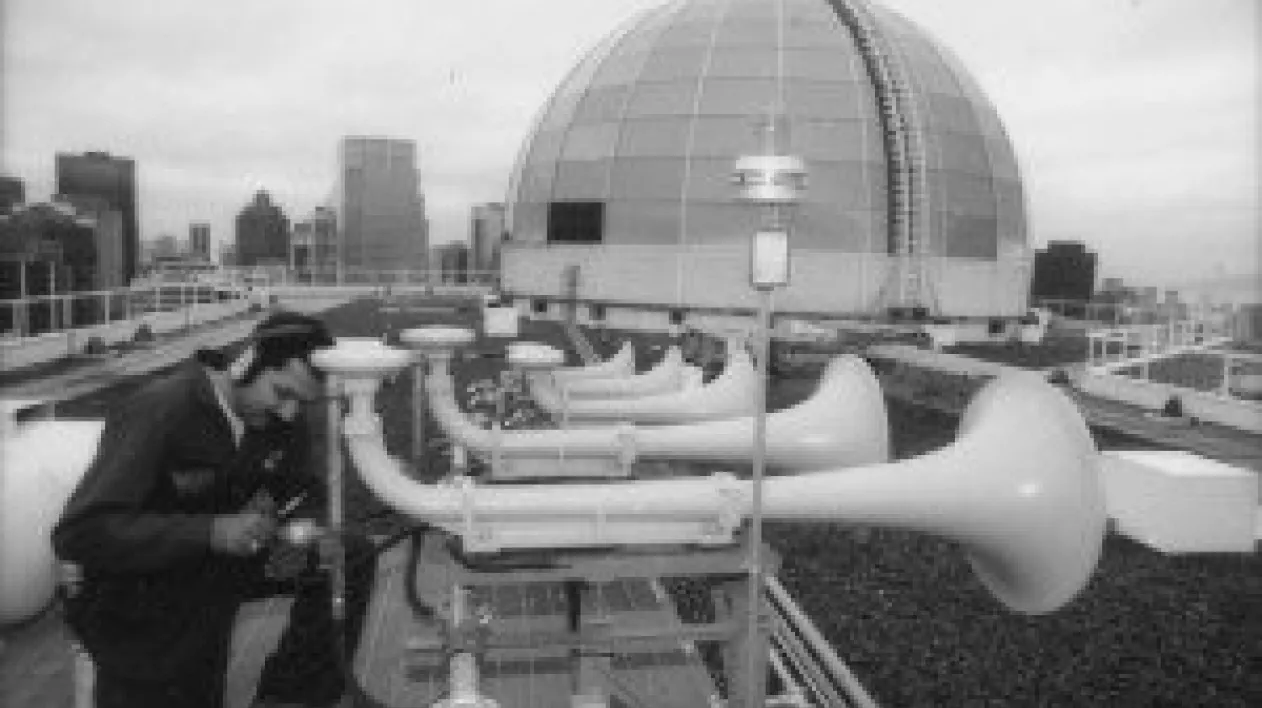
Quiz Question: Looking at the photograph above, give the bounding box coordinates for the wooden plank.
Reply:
[480,585,577,708]
[607,578,719,707]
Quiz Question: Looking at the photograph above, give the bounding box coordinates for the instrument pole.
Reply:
[746,279,773,708]
[325,376,346,628]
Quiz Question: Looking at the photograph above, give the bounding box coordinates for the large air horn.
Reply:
[314,342,1106,615]
[757,372,1107,614]
[555,346,689,399]
[549,341,635,383]
[527,342,758,426]
[428,349,890,474]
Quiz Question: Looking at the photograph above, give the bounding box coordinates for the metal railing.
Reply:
[1,284,258,373]
[1,282,255,335]
[212,266,501,288]
[0,271,507,372]
[764,575,881,708]
[1085,321,1234,376]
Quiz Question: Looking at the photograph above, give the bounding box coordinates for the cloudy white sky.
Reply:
[1,0,1257,293]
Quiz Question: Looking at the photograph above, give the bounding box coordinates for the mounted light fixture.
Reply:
[751,229,790,289]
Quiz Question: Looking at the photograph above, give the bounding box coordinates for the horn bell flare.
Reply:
[959,372,1106,615]
[762,372,1105,615]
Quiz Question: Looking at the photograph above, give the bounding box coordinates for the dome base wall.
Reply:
[501,244,1030,319]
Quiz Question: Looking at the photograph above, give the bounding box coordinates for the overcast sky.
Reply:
[2,0,1257,292]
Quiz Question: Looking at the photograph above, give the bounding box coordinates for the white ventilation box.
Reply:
[1100,450,1258,553]
[483,306,520,338]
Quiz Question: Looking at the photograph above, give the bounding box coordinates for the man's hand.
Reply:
[242,489,278,516]
[210,511,278,556]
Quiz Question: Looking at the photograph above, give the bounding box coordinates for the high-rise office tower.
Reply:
[435,242,470,283]
[0,175,24,213]
[337,137,428,275]
[0,202,98,332]
[292,207,338,279]
[58,194,125,290]
[291,220,314,272]
[1031,241,1098,304]
[470,202,506,273]
[234,190,289,267]
[56,151,138,285]
[189,223,211,260]
[310,206,338,271]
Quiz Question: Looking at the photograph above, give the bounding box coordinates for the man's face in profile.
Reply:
[235,359,322,429]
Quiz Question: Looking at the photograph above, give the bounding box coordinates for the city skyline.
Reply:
[1,0,1257,293]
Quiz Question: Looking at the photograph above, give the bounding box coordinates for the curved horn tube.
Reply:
[558,346,686,399]
[429,354,889,471]
[549,341,635,383]
[528,347,759,426]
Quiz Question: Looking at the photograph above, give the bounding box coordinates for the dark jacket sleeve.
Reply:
[52,393,215,573]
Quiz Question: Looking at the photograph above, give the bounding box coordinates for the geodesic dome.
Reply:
[503,0,1031,318]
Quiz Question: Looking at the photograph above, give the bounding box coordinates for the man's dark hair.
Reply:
[239,311,335,384]
[196,311,335,384]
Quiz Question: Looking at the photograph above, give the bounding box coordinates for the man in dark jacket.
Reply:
[53,312,376,708]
